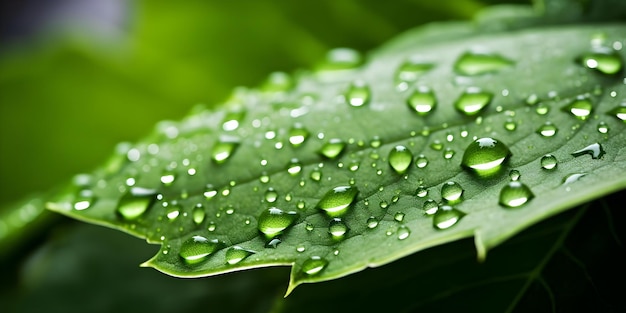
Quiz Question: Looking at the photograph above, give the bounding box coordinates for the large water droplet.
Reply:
[578,47,623,75]
[499,181,534,208]
[454,87,493,116]
[257,207,299,239]
[453,51,513,76]
[608,103,626,122]
[461,137,511,176]
[320,139,346,159]
[441,182,464,203]
[388,145,413,174]
[571,143,605,159]
[329,218,348,239]
[288,124,310,147]
[225,246,255,265]
[433,205,466,230]
[537,122,558,137]
[116,187,157,221]
[562,96,593,120]
[406,86,436,115]
[301,256,328,275]
[212,137,240,164]
[540,154,558,170]
[179,235,223,265]
[345,81,371,107]
[317,186,359,217]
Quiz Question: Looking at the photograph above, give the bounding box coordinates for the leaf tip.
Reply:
[474,230,487,262]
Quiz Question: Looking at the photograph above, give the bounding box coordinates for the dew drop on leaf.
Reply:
[329,218,348,239]
[562,96,593,120]
[301,256,328,276]
[607,103,626,121]
[540,154,558,170]
[535,103,550,115]
[257,207,299,239]
[415,186,428,198]
[509,170,521,181]
[571,142,605,159]
[287,158,303,175]
[116,187,157,221]
[415,154,429,168]
[317,186,359,217]
[204,185,217,200]
[166,205,180,220]
[537,122,558,137]
[288,124,310,147]
[397,225,411,240]
[395,60,434,86]
[225,246,255,265]
[406,86,437,115]
[504,118,517,131]
[160,170,176,186]
[266,238,282,248]
[388,145,413,174]
[317,48,362,73]
[453,51,514,76]
[394,212,405,222]
[221,111,245,131]
[192,204,206,225]
[345,81,371,107]
[310,168,322,181]
[211,137,240,164]
[366,216,378,229]
[499,181,534,208]
[433,205,466,230]
[441,182,464,203]
[461,137,511,176]
[597,121,609,134]
[578,47,623,75]
[454,87,493,116]
[73,190,94,211]
[179,236,223,265]
[563,173,586,186]
[443,148,455,160]
[320,138,346,159]
[264,188,278,203]
[422,199,438,215]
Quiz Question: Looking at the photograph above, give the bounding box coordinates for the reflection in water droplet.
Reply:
[301,256,328,275]
[537,122,558,137]
[329,218,348,239]
[406,86,437,115]
[453,51,514,76]
[317,186,359,217]
[179,236,223,265]
[388,145,413,174]
[454,87,493,116]
[499,181,534,208]
[116,187,157,221]
[257,207,299,239]
[212,137,240,164]
[578,47,623,75]
[225,246,255,265]
[562,96,593,120]
[433,205,466,230]
[571,143,605,159]
[540,154,558,170]
[346,81,371,107]
[320,139,346,159]
[441,182,464,203]
[461,137,511,176]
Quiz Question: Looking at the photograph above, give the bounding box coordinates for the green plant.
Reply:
[1,0,624,312]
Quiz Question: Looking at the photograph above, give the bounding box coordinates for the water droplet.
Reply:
[345,81,371,107]
[461,137,511,176]
[317,186,359,217]
[366,216,379,229]
[430,140,443,151]
[320,138,346,159]
[287,158,303,175]
[257,207,299,239]
[179,235,223,265]
[221,111,245,131]
[540,154,558,170]
[116,187,157,221]
[397,225,411,240]
[597,121,609,134]
[301,256,328,275]
[504,118,517,131]
[317,48,361,73]
[329,218,348,239]
[562,96,593,120]
[433,205,466,230]
[443,148,455,160]
[441,182,464,203]
[160,170,176,186]
[394,212,405,222]
[454,87,493,116]
[395,60,434,85]
[262,71,292,93]
[537,122,558,137]
[288,125,310,148]
[225,246,255,265]
[571,142,605,159]
[192,205,206,225]
[415,155,429,168]
[264,188,278,203]
[204,185,217,200]
[563,173,586,185]
[296,244,306,253]
[415,186,428,198]
[453,51,513,76]
[266,238,282,248]
[578,47,623,75]
[310,168,322,181]
[166,205,181,220]
[379,201,389,209]
[388,145,413,174]
[509,170,521,181]
[535,103,550,115]
[212,137,240,164]
[73,189,94,211]
[423,199,438,215]
[607,103,626,121]
[499,181,534,208]
[406,86,437,115]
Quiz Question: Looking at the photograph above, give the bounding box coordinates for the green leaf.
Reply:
[45,20,626,295]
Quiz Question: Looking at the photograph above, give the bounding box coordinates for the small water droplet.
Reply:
[433,205,466,230]
[264,188,278,203]
[415,186,428,198]
[301,256,328,275]
[166,205,181,220]
[366,216,379,229]
[329,218,348,239]
[345,81,371,107]
[597,121,609,134]
[266,238,282,248]
[257,207,299,239]
[441,182,464,203]
[562,96,593,120]
[221,111,245,131]
[571,142,605,159]
[535,103,550,115]
[430,140,443,151]
[320,138,346,159]
[394,212,405,222]
[179,235,223,265]
[443,148,455,160]
[578,47,623,75]
[388,145,413,174]
[540,154,558,170]
[160,170,176,186]
[225,246,255,265]
[397,225,410,240]
[453,51,513,76]
[116,187,157,221]
[379,201,389,209]
[287,158,303,175]
[296,244,306,253]
[415,154,429,168]
[395,60,434,86]
[504,118,517,131]
[204,185,217,200]
[406,86,437,115]
[537,122,558,137]
[317,186,359,217]
[73,189,95,211]
[509,170,521,181]
[310,168,322,181]
[607,103,626,121]
[454,87,493,116]
[212,137,240,164]
[288,124,310,147]
[563,173,586,185]
[461,137,511,176]
[192,205,206,225]
[422,199,438,215]
[499,181,534,208]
